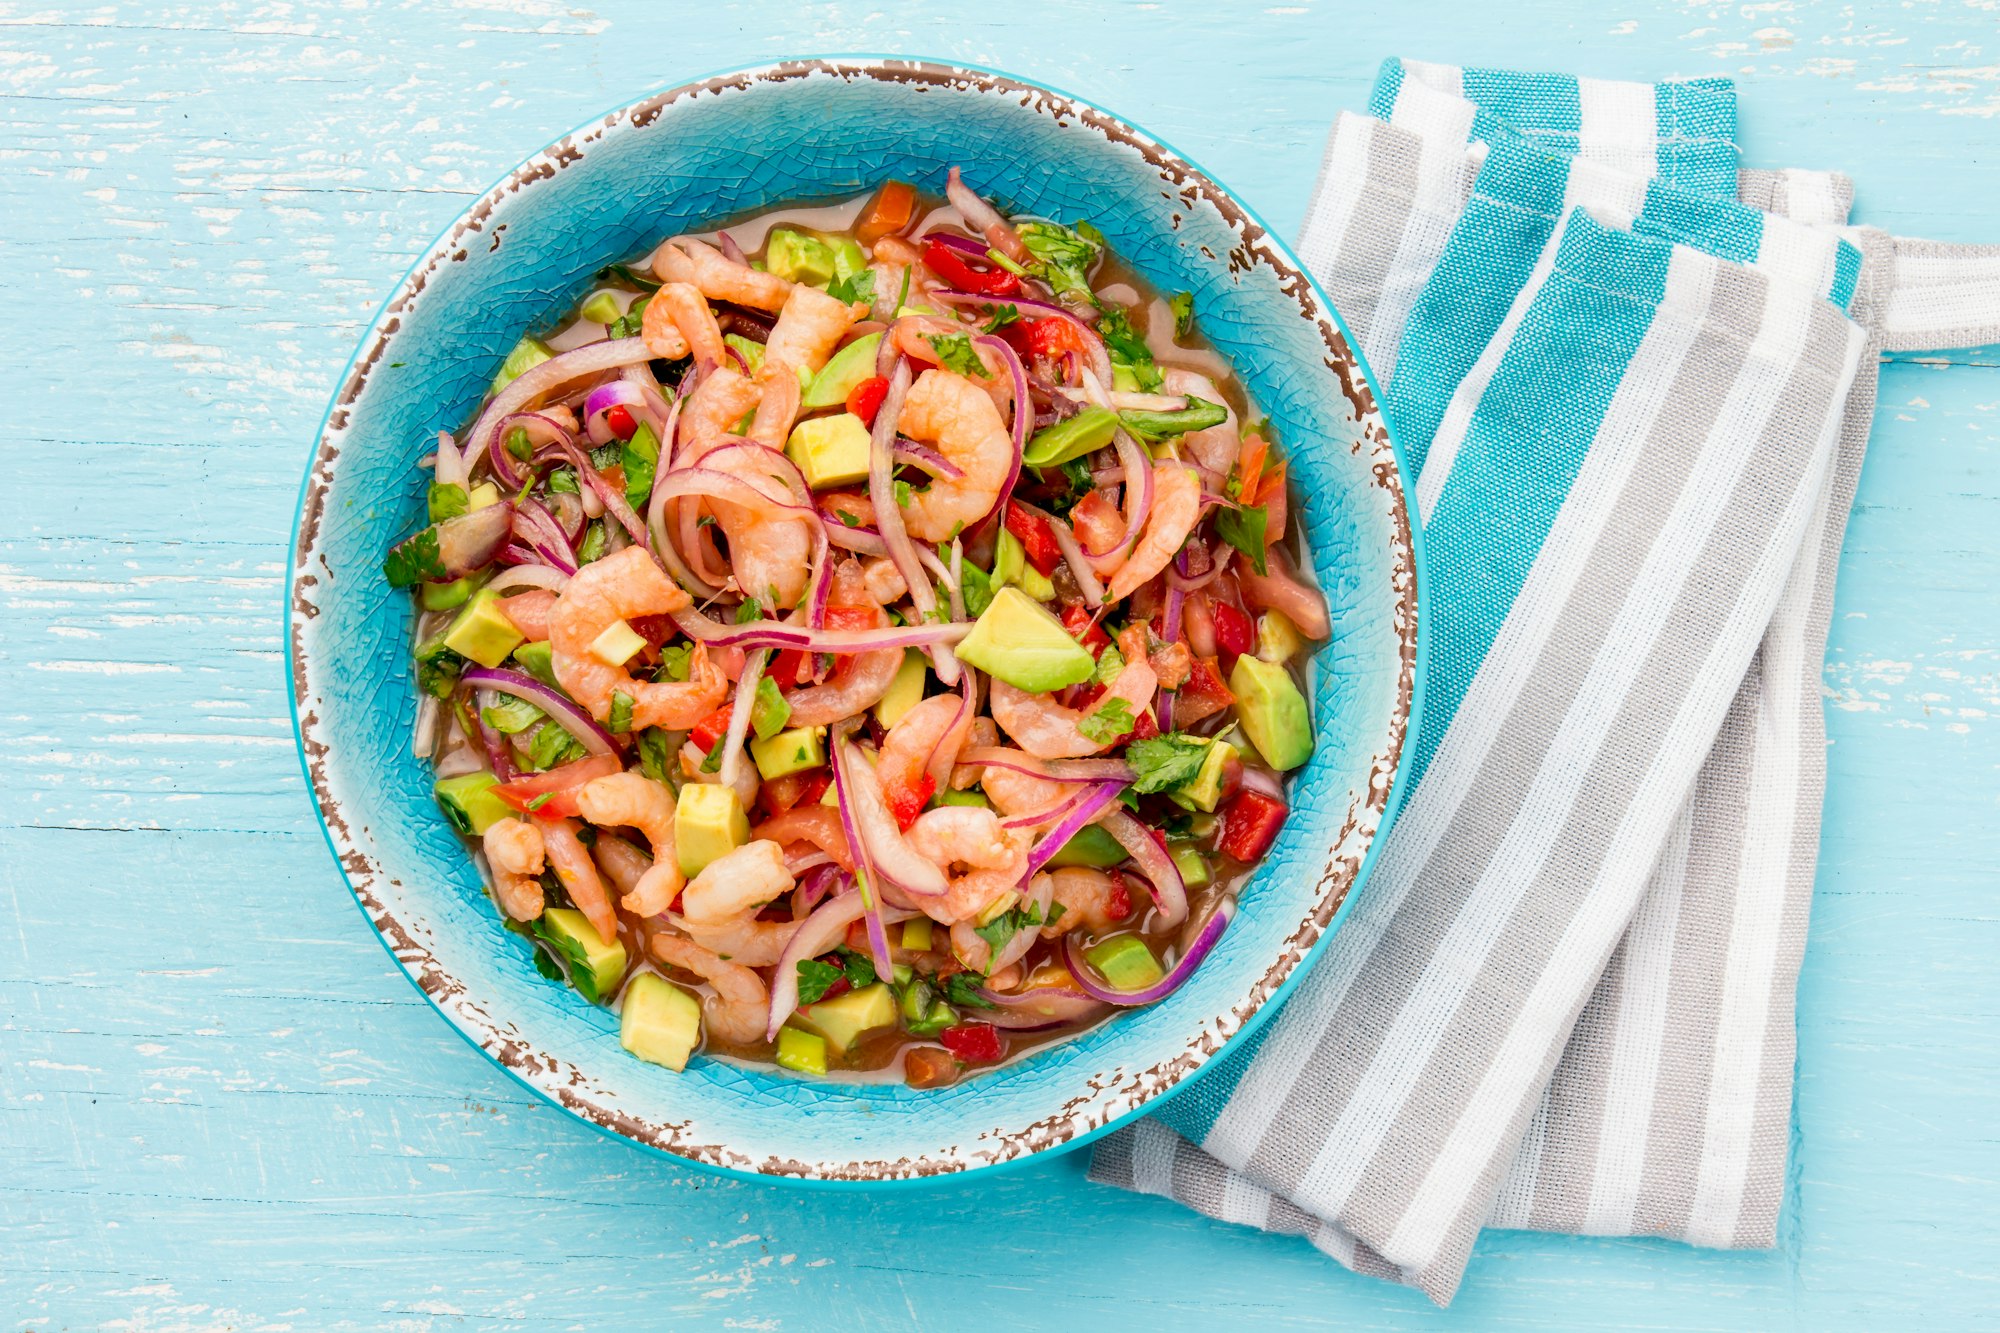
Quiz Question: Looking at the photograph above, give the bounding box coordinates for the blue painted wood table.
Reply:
[4,3,1995,1327]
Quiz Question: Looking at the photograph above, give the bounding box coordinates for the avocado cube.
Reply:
[1168,843,1211,888]
[1110,364,1141,394]
[1018,563,1056,602]
[435,771,513,837]
[421,574,479,612]
[724,332,765,376]
[443,587,525,669]
[578,290,623,325]
[1085,935,1164,991]
[873,650,928,728]
[786,412,874,491]
[675,782,749,878]
[1023,405,1120,469]
[587,618,647,667]
[829,237,867,283]
[953,586,1096,692]
[491,335,552,394]
[749,725,825,781]
[799,982,897,1054]
[619,972,702,1071]
[766,228,836,286]
[775,1025,829,1076]
[511,639,558,688]
[899,917,935,952]
[991,527,1025,586]
[1228,655,1313,771]
[801,332,883,409]
[934,788,990,810]
[467,481,501,511]
[1255,609,1308,664]
[1167,739,1238,813]
[534,907,628,1004]
[1046,822,1127,868]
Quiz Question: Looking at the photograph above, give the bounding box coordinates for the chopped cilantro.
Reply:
[750,675,791,740]
[1077,697,1135,745]
[526,722,586,772]
[926,332,987,378]
[1096,306,1163,392]
[981,302,1021,333]
[427,481,470,523]
[1125,733,1211,793]
[827,267,876,306]
[1093,642,1126,686]
[607,691,634,734]
[637,727,676,783]
[833,946,877,990]
[1169,290,1195,338]
[972,900,1047,961]
[654,642,692,682]
[414,634,463,698]
[546,467,580,495]
[1215,502,1270,576]
[382,526,445,588]
[1016,219,1101,301]
[524,790,557,813]
[480,695,545,735]
[621,421,658,510]
[957,560,995,618]
[894,479,914,509]
[835,509,861,528]
[734,598,763,624]
[795,957,845,1005]
[939,971,996,1009]
[589,441,622,471]
[504,425,534,461]
[576,521,608,565]
[698,733,728,773]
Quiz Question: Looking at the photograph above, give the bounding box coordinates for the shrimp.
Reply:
[548,546,727,728]
[1238,546,1332,639]
[1162,368,1240,479]
[752,805,855,874]
[903,805,1032,925]
[861,555,907,605]
[648,933,769,1046]
[783,561,903,726]
[640,284,690,361]
[950,870,1053,974]
[482,817,547,922]
[574,772,683,916]
[878,693,973,814]
[895,369,1013,543]
[745,367,800,450]
[989,651,1159,760]
[669,369,813,607]
[591,833,654,903]
[653,236,793,313]
[1106,463,1202,602]
[1044,865,1131,934]
[653,281,726,367]
[763,282,861,381]
[979,759,1092,835]
[676,367,762,461]
[948,718,999,790]
[539,816,617,943]
[673,839,800,968]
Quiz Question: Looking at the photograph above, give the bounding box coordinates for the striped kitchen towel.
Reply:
[1091,59,2000,1303]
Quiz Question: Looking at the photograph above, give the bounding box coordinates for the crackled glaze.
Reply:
[288,59,1421,1181]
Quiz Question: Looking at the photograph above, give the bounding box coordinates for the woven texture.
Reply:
[1090,58,2000,1305]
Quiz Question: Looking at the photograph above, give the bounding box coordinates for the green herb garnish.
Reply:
[1077,697,1135,745]
[1125,733,1211,794]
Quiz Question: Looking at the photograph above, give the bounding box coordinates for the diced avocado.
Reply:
[801,332,883,409]
[1167,738,1238,813]
[934,788,990,810]
[511,639,558,688]
[992,527,1025,586]
[1110,364,1141,393]
[1019,563,1056,601]
[892,962,914,986]
[619,972,702,1071]
[874,650,928,728]
[491,335,552,395]
[1047,822,1128,868]
[786,412,874,490]
[588,618,647,667]
[1168,843,1211,888]
[766,227,836,286]
[535,907,628,1004]
[899,917,935,952]
[953,586,1096,692]
[443,587,525,669]
[1023,406,1120,469]
[1256,609,1308,663]
[1085,935,1164,991]
[435,771,512,837]
[775,1025,828,1076]
[895,303,942,319]
[467,482,501,510]
[1229,655,1313,771]
[675,783,749,877]
[750,725,825,781]
[829,237,867,283]
[724,332,765,376]
[800,982,897,1054]
[579,290,624,325]
[414,629,463,698]
[422,574,479,612]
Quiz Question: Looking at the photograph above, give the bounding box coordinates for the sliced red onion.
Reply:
[958,747,1133,785]
[970,334,1029,530]
[835,734,948,899]
[484,565,570,595]
[1062,901,1233,1007]
[972,983,1109,1029]
[894,441,964,480]
[717,230,748,265]
[1101,810,1187,929]
[1237,764,1286,802]
[556,436,647,545]
[420,501,514,581]
[1021,781,1128,880]
[793,862,847,914]
[459,665,618,758]
[946,166,1031,265]
[582,380,647,446]
[467,338,656,474]
[432,429,469,490]
[867,359,957,685]
[922,232,990,260]
[764,888,918,1041]
[696,440,812,507]
[501,539,578,578]
[1046,508,1105,608]
[717,648,767,796]
[668,610,969,655]
[465,685,518,782]
[930,291,1110,383]
[1167,541,1232,593]
[483,410,573,491]
[828,731,898,974]
[513,497,575,557]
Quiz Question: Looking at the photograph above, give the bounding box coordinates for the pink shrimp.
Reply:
[641,284,691,361]
[648,933,769,1046]
[895,369,1014,543]
[782,562,904,726]
[1044,865,1130,934]
[903,805,1032,925]
[574,772,683,916]
[672,840,800,968]
[877,693,973,811]
[482,817,547,922]
[539,816,617,943]
[1238,546,1331,639]
[1105,462,1202,602]
[763,282,862,380]
[988,652,1159,761]
[653,281,726,367]
[1161,368,1240,478]
[548,547,727,728]
[653,236,793,313]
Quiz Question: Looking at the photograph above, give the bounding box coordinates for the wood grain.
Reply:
[2,1,1994,1327]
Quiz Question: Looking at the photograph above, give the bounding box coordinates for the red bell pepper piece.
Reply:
[1061,601,1112,655]
[846,375,890,427]
[688,704,736,754]
[603,403,637,441]
[1172,655,1235,729]
[1105,870,1134,922]
[938,1022,1005,1063]
[1004,501,1063,577]
[884,771,935,832]
[921,237,1021,298]
[1212,599,1254,661]
[1217,788,1288,864]
[1021,316,1090,361]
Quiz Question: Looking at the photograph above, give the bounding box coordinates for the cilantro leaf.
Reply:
[427,481,470,523]
[599,262,661,292]
[1077,696,1135,745]
[972,901,1047,962]
[750,674,791,740]
[926,332,987,378]
[1095,307,1162,392]
[637,727,676,784]
[382,526,445,588]
[796,957,844,1006]
[546,467,580,495]
[654,642,692,682]
[1125,733,1212,794]
[481,695,546,735]
[1169,290,1195,339]
[622,420,659,511]
[835,509,861,528]
[699,734,728,773]
[1214,501,1270,576]
[575,521,608,565]
[1016,220,1101,301]
[957,560,995,618]
[735,598,764,624]
[414,633,464,699]
[589,441,622,471]
[828,267,876,306]
[939,972,997,1009]
[981,302,1021,333]
[526,723,586,772]
[607,691,634,734]
[893,479,914,509]
[1093,642,1126,686]
[833,946,878,990]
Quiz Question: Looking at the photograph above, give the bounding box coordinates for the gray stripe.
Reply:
[1520,932,1627,1231]
[1316,122,1422,356]
[1880,234,2000,351]
[1088,1124,1137,1190]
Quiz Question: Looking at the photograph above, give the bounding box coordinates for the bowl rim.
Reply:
[285,53,1428,1187]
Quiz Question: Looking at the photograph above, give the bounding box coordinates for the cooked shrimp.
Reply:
[575,772,683,916]
[979,759,1089,835]
[752,805,855,874]
[949,718,999,790]
[903,805,1032,925]
[895,369,1013,543]
[861,555,907,605]
[653,236,793,313]
[950,871,1052,974]
[784,561,904,726]
[673,839,800,968]
[878,693,973,810]
[1106,463,1201,602]
[648,933,769,1046]
[640,285,691,360]
[676,367,762,460]
[678,739,761,812]
[548,546,726,728]
[539,816,617,943]
[483,817,547,922]
[654,281,726,367]
[763,282,861,380]
[745,367,800,450]
[989,652,1159,760]
[1238,547,1332,639]
[1045,865,1130,934]
[1162,368,1239,478]
[591,833,654,903]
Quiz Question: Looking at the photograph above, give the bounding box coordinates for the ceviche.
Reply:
[385,168,1330,1088]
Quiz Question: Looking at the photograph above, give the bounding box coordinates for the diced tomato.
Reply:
[1004,501,1063,577]
[846,375,890,427]
[796,771,831,807]
[856,180,918,246]
[1256,461,1288,545]
[823,605,881,631]
[938,1022,1005,1063]
[491,753,623,819]
[1069,489,1126,557]
[1061,602,1112,655]
[904,1045,960,1090]
[921,237,1021,298]
[1105,870,1134,922]
[498,590,556,642]
[1021,316,1090,361]
[1218,789,1288,864]
[1125,707,1160,743]
[885,771,935,832]
[769,647,812,688]
[1212,599,1254,661]
[626,613,677,647]
[689,704,736,754]
[603,403,637,440]
[1173,655,1235,730]
[759,769,829,817]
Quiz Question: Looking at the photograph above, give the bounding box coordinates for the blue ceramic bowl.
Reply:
[288,58,1421,1182]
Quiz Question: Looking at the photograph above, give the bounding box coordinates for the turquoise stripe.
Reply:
[1830,239,1863,311]
[1636,178,1763,263]
[1365,54,1405,119]
[1461,66,1582,137]
[1405,212,1669,786]
[1653,77,1740,198]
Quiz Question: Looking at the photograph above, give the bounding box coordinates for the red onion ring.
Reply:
[582,380,647,447]
[946,166,1032,265]
[972,983,1109,1030]
[459,665,618,758]
[1101,810,1188,928]
[555,436,648,546]
[1020,781,1129,881]
[867,359,957,685]
[1061,901,1233,1007]
[764,887,918,1041]
[467,338,657,474]
[894,441,964,480]
[958,747,1134,785]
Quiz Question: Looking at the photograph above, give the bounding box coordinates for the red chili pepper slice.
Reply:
[688,704,736,754]
[603,403,637,440]
[921,237,1021,298]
